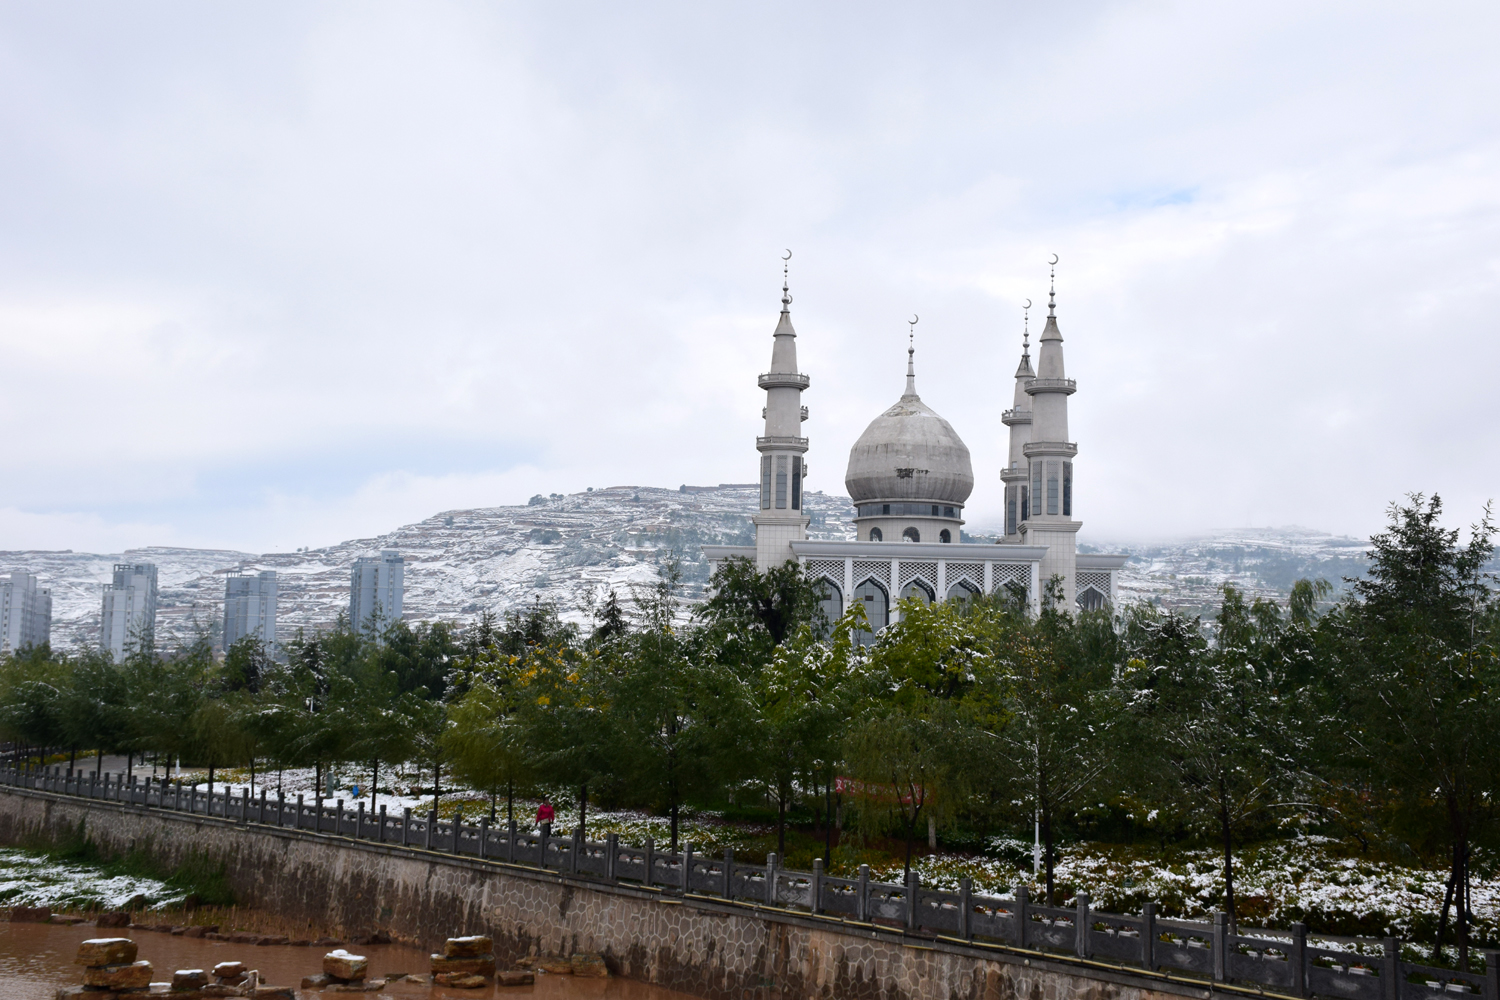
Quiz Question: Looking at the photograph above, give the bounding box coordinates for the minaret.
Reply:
[753,258,811,569]
[1000,304,1034,542]
[1020,258,1081,607]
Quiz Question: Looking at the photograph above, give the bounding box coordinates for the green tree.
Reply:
[697,557,828,665]
[1126,587,1315,931]
[964,593,1129,904]
[1322,496,1500,967]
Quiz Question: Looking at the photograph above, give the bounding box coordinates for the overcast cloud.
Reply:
[0,1,1496,553]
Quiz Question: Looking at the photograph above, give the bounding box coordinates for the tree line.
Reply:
[1,495,1496,966]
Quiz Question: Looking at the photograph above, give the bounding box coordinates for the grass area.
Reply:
[15,822,236,909]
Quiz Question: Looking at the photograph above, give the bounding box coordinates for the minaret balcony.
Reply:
[999,466,1028,482]
[1022,441,1079,458]
[757,435,809,452]
[1001,408,1032,425]
[1024,378,1076,395]
[758,372,810,390]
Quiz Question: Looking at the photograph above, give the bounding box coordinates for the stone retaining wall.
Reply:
[0,787,1235,1000]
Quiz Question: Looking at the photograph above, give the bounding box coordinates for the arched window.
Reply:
[946,580,978,607]
[852,579,888,645]
[1077,587,1106,612]
[868,527,883,541]
[939,529,951,543]
[902,527,920,542]
[901,580,933,604]
[816,579,843,631]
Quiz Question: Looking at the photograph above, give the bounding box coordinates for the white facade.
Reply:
[0,572,52,653]
[350,549,404,635]
[223,569,278,650]
[706,265,1126,628]
[101,562,158,660]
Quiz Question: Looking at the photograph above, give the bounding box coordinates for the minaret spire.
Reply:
[905,314,918,397]
[1047,253,1057,317]
[753,249,811,569]
[1001,299,1036,540]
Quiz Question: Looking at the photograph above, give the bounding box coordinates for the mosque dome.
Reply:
[845,379,974,507]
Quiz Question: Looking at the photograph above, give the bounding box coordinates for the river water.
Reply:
[0,920,697,1000]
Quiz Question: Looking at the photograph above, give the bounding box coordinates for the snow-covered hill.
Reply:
[1,485,1369,652]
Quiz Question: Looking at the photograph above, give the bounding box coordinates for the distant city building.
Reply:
[350,549,403,635]
[0,572,52,653]
[223,569,277,651]
[101,562,159,660]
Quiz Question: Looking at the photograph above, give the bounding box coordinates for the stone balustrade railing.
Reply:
[4,763,1496,1000]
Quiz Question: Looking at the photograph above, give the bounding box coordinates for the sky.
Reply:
[1,1,1497,555]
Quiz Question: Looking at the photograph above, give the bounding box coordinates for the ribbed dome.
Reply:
[845,392,975,505]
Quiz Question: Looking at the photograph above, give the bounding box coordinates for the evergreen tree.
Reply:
[1322,496,1500,967]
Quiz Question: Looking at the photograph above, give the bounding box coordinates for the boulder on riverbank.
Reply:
[82,960,153,989]
[10,905,51,922]
[443,935,492,958]
[571,953,609,978]
[323,949,368,982]
[430,954,495,976]
[76,938,138,967]
[172,969,209,990]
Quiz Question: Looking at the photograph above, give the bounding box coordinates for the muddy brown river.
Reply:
[0,921,699,1000]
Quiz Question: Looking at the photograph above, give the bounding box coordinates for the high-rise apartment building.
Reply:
[101,562,159,660]
[350,549,403,636]
[0,572,52,653]
[223,569,277,651]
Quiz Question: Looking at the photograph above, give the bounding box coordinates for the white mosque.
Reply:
[704,262,1126,629]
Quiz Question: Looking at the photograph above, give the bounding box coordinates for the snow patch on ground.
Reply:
[0,848,182,910]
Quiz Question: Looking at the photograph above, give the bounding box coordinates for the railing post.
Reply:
[356,802,365,838]
[315,795,323,833]
[644,837,654,886]
[681,845,693,894]
[1290,929,1314,995]
[857,865,870,922]
[424,808,434,850]
[335,798,344,836]
[478,817,488,859]
[811,858,823,914]
[295,794,304,829]
[1481,949,1498,1000]
[453,810,464,855]
[1142,902,1157,971]
[506,820,516,863]
[723,848,734,899]
[1076,891,1090,958]
[1383,937,1401,1000]
[606,833,619,881]
[258,789,267,824]
[960,877,973,941]
[378,804,387,843]
[402,807,412,847]
[765,852,777,905]
[1015,885,1030,948]
[1212,911,1227,982]
[276,790,284,826]
[539,821,551,866]
[906,871,919,931]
